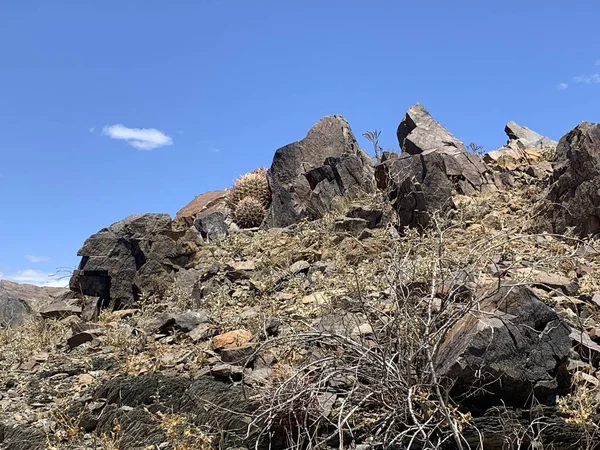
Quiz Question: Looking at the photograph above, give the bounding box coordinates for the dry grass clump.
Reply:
[154,412,214,450]
[0,317,70,368]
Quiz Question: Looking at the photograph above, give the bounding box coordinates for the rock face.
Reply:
[376,104,498,229]
[505,121,557,149]
[265,115,376,228]
[544,122,600,235]
[174,189,229,226]
[0,280,67,327]
[396,103,467,156]
[69,214,201,309]
[484,121,557,169]
[436,286,571,409]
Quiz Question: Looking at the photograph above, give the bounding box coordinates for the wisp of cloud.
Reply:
[102,124,173,150]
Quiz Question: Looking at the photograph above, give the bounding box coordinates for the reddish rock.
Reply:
[175,190,229,225]
[212,329,252,350]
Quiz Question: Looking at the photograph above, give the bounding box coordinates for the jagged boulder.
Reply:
[542,122,600,236]
[377,104,498,229]
[484,121,557,169]
[436,286,571,409]
[0,280,67,327]
[69,214,201,308]
[265,115,375,228]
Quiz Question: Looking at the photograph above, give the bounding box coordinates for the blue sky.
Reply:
[1,1,599,286]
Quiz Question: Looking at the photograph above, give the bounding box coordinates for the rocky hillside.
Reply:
[1,104,600,449]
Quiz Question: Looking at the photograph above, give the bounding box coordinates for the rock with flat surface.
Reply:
[265,115,375,228]
[436,286,571,408]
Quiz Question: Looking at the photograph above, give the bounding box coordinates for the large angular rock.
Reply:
[0,280,67,327]
[69,214,202,309]
[397,103,466,155]
[377,104,497,229]
[265,115,375,228]
[436,286,571,409]
[484,121,557,169]
[544,122,600,235]
[504,121,557,149]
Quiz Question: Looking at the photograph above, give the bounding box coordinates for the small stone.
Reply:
[78,374,94,385]
[353,323,373,336]
[265,318,281,336]
[220,344,257,364]
[211,364,243,377]
[19,360,38,371]
[302,292,327,305]
[188,323,219,342]
[67,329,105,348]
[275,292,294,301]
[290,260,310,275]
[591,293,600,308]
[241,307,260,320]
[109,309,139,320]
[332,217,368,236]
[212,330,252,350]
[230,260,256,271]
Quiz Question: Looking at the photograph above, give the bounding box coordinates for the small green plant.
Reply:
[466,141,485,156]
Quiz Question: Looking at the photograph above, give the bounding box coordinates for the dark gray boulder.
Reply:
[265,115,376,228]
[70,214,202,309]
[377,105,498,229]
[194,211,228,241]
[544,122,600,235]
[436,286,571,409]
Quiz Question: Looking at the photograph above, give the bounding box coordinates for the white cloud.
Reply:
[1,269,69,287]
[595,59,600,66]
[89,127,95,133]
[25,254,50,263]
[574,73,600,84]
[557,82,569,90]
[102,124,173,150]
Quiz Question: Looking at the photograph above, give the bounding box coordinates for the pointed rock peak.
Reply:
[504,121,557,149]
[397,103,466,155]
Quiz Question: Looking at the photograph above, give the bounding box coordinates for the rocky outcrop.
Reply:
[0,280,68,327]
[484,121,557,169]
[436,286,571,409]
[376,104,498,229]
[69,213,201,309]
[265,115,376,228]
[544,122,600,235]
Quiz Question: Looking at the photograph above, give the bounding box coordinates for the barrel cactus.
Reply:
[234,197,266,228]
[228,167,271,228]
[228,167,271,210]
